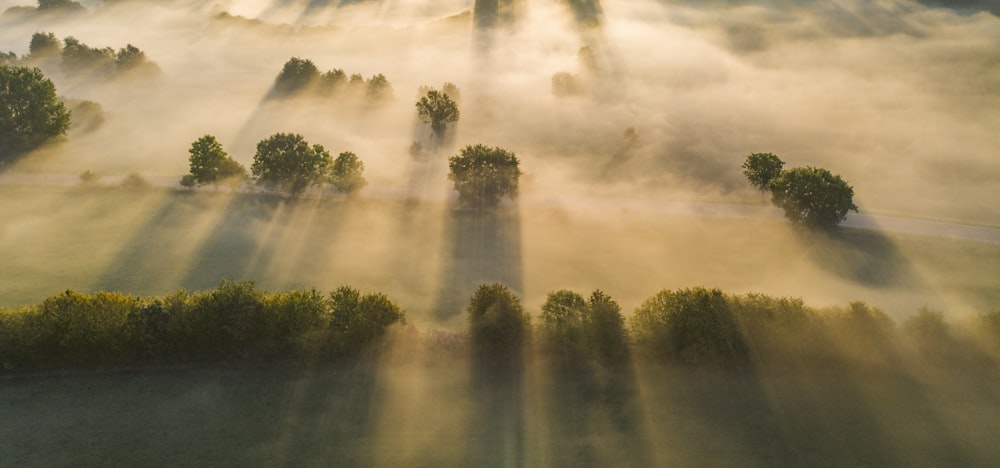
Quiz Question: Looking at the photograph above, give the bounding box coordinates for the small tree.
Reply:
[251,133,332,196]
[584,291,629,365]
[329,151,367,194]
[0,65,70,161]
[448,144,521,209]
[769,166,858,229]
[742,152,784,196]
[416,89,459,139]
[186,135,246,188]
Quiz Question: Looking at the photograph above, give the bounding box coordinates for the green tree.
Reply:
[448,144,521,209]
[539,290,587,359]
[251,133,332,196]
[327,286,405,355]
[741,152,784,195]
[584,290,629,365]
[769,166,858,229]
[60,37,114,74]
[468,283,530,360]
[630,287,748,365]
[0,65,70,162]
[366,73,392,100]
[114,44,157,75]
[416,89,459,139]
[329,151,367,194]
[272,57,319,96]
[37,0,83,11]
[186,135,246,188]
[28,32,61,59]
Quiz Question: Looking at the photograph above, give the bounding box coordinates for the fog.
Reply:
[4,3,1000,465]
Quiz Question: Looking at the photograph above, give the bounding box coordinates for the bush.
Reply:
[326,287,405,356]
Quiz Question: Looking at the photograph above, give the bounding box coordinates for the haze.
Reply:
[1,0,998,323]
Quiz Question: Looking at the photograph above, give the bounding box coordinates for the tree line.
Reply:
[3,281,998,373]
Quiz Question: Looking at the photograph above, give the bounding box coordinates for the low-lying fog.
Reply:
[1,0,998,321]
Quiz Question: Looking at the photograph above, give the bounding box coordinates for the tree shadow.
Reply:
[431,206,523,321]
[796,226,921,288]
[540,352,655,467]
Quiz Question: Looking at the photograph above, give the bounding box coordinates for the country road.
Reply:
[2,172,998,245]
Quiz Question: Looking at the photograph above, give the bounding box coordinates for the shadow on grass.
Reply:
[797,226,921,288]
[431,206,523,321]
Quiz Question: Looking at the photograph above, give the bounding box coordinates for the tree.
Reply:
[327,286,405,355]
[467,283,530,360]
[28,32,61,59]
[448,144,521,209]
[742,152,784,195]
[539,290,587,359]
[251,133,332,196]
[0,65,70,162]
[584,291,629,365]
[37,0,83,11]
[60,37,114,74]
[185,135,246,188]
[769,166,858,229]
[366,73,392,100]
[272,57,319,96]
[329,151,366,194]
[416,89,459,139]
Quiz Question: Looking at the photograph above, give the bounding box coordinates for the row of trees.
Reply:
[271,57,392,101]
[7,32,160,78]
[742,152,859,229]
[180,133,367,196]
[3,280,998,372]
[468,283,1000,369]
[0,280,406,370]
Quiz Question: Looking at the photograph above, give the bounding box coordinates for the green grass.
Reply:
[1,350,997,467]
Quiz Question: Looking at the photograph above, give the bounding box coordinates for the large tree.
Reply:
[272,57,320,96]
[0,65,70,162]
[251,133,332,196]
[448,144,520,209]
[329,151,367,194]
[416,89,459,139]
[742,152,784,195]
[184,135,246,188]
[467,283,530,360]
[769,166,858,229]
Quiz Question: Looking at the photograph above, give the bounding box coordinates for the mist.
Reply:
[2,2,1000,463]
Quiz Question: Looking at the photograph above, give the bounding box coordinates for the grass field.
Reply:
[1,186,998,325]
[2,344,998,467]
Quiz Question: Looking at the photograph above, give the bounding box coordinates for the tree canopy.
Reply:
[769,166,858,229]
[251,133,332,196]
[185,135,246,188]
[329,151,367,194]
[0,65,70,162]
[467,283,530,361]
[272,57,319,96]
[742,152,784,194]
[448,144,521,209]
[416,89,460,139]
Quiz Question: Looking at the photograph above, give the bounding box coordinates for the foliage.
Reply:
[442,82,461,102]
[584,291,629,365]
[120,172,150,190]
[60,36,114,73]
[36,0,84,11]
[78,169,99,184]
[467,283,530,360]
[272,57,319,96]
[251,133,333,196]
[186,135,246,188]
[630,287,748,366]
[448,144,521,209]
[539,290,587,359]
[327,287,405,355]
[0,52,15,65]
[769,166,858,229]
[29,32,61,59]
[0,280,406,371]
[114,44,158,75]
[0,65,70,161]
[741,152,784,194]
[416,89,460,138]
[366,73,392,100]
[329,151,367,194]
[551,71,581,97]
